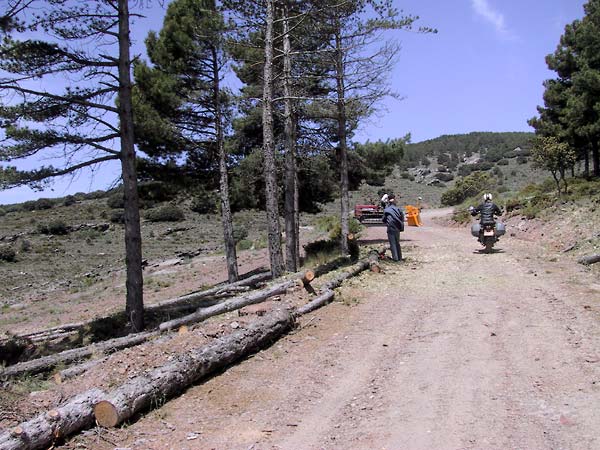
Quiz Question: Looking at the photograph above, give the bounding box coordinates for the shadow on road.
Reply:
[473,248,505,254]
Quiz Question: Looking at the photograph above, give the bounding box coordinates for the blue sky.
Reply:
[0,0,588,204]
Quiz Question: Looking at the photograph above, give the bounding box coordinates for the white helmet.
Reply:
[483,193,493,201]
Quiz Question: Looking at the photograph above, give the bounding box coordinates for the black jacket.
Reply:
[472,201,502,224]
[383,205,405,232]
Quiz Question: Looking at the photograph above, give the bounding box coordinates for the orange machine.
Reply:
[405,205,423,226]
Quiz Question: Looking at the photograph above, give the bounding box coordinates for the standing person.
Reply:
[380,192,389,209]
[383,194,405,261]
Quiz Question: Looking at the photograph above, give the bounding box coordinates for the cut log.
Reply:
[0,331,159,378]
[159,278,302,331]
[295,260,371,316]
[319,260,370,292]
[578,254,600,266]
[0,388,105,450]
[94,308,295,428]
[17,322,85,341]
[53,356,109,384]
[296,290,335,316]
[368,250,382,273]
[301,269,315,285]
[144,271,273,313]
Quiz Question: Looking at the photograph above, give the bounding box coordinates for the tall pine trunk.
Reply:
[283,3,298,272]
[334,22,350,256]
[262,0,284,277]
[117,0,144,332]
[213,47,238,283]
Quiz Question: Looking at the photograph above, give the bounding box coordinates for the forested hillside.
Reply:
[404,131,534,166]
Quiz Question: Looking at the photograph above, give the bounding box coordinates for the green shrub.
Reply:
[190,191,217,214]
[22,198,55,211]
[144,204,185,222]
[452,208,471,224]
[400,171,412,179]
[237,239,253,251]
[568,178,600,198]
[62,195,77,206]
[316,215,362,240]
[516,156,528,165]
[38,220,69,235]
[0,207,5,217]
[232,226,248,243]
[109,210,125,224]
[106,193,125,209]
[0,245,16,262]
[434,172,454,182]
[497,159,509,165]
[441,172,493,206]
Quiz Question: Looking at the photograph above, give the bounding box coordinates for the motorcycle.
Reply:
[469,207,505,253]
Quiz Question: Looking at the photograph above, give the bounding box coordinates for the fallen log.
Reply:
[0,388,105,450]
[17,322,86,341]
[295,260,371,316]
[53,356,109,384]
[0,331,159,379]
[296,290,335,316]
[94,308,295,428]
[159,277,302,332]
[578,254,600,266]
[144,271,273,313]
[319,260,370,292]
[367,250,382,273]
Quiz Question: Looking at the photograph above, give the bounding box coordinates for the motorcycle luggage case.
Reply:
[495,222,506,236]
[472,222,505,237]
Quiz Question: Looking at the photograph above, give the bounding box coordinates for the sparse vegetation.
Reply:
[144,204,185,222]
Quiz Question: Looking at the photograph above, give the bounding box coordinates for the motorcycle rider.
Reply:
[469,193,502,225]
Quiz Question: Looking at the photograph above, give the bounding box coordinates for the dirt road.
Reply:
[68,209,600,450]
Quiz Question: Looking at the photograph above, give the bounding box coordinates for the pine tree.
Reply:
[0,0,145,331]
[133,0,239,282]
[531,0,600,177]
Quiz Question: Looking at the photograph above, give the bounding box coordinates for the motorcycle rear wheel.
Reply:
[483,238,494,253]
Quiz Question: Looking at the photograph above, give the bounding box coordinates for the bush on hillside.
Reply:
[23,198,55,211]
[434,172,454,182]
[497,159,509,165]
[190,190,218,214]
[441,172,493,206]
[316,215,362,240]
[0,245,16,262]
[63,195,77,206]
[106,194,125,209]
[144,204,185,222]
[109,210,125,224]
[37,219,69,235]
